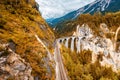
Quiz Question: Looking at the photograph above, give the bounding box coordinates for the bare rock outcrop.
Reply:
[57,24,120,72]
[0,44,33,80]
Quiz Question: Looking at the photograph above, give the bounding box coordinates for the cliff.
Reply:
[0,0,55,79]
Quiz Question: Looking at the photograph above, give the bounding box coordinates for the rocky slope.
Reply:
[0,44,33,80]
[0,0,55,79]
[55,24,120,80]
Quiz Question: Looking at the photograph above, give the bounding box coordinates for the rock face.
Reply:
[0,44,33,80]
[0,0,55,79]
[57,24,120,72]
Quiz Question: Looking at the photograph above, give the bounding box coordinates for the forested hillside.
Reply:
[56,12,120,39]
[0,0,55,79]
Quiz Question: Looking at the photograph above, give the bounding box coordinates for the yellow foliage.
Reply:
[60,46,120,80]
[0,0,55,79]
[56,11,120,39]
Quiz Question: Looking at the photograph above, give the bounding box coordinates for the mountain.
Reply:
[1,0,120,80]
[35,0,95,19]
[0,0,55,79]
[47,0,120,27]
[55,11,120,38]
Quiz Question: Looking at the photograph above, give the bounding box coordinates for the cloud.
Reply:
[35,0,96,19]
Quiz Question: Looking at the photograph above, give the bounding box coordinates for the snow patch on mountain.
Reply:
[100,0,111,11]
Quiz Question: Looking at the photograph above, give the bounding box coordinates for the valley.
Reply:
[0,0,120,80]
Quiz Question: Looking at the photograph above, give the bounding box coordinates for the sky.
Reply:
[35,0,96,19]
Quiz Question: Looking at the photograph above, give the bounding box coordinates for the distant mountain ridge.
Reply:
[47,0,120,27]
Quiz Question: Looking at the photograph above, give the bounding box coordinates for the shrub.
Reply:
[61,46,119,80]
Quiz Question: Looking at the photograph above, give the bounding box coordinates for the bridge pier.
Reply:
[71,37,75,52]
[76,37,81,53]
[65,38,69,48]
